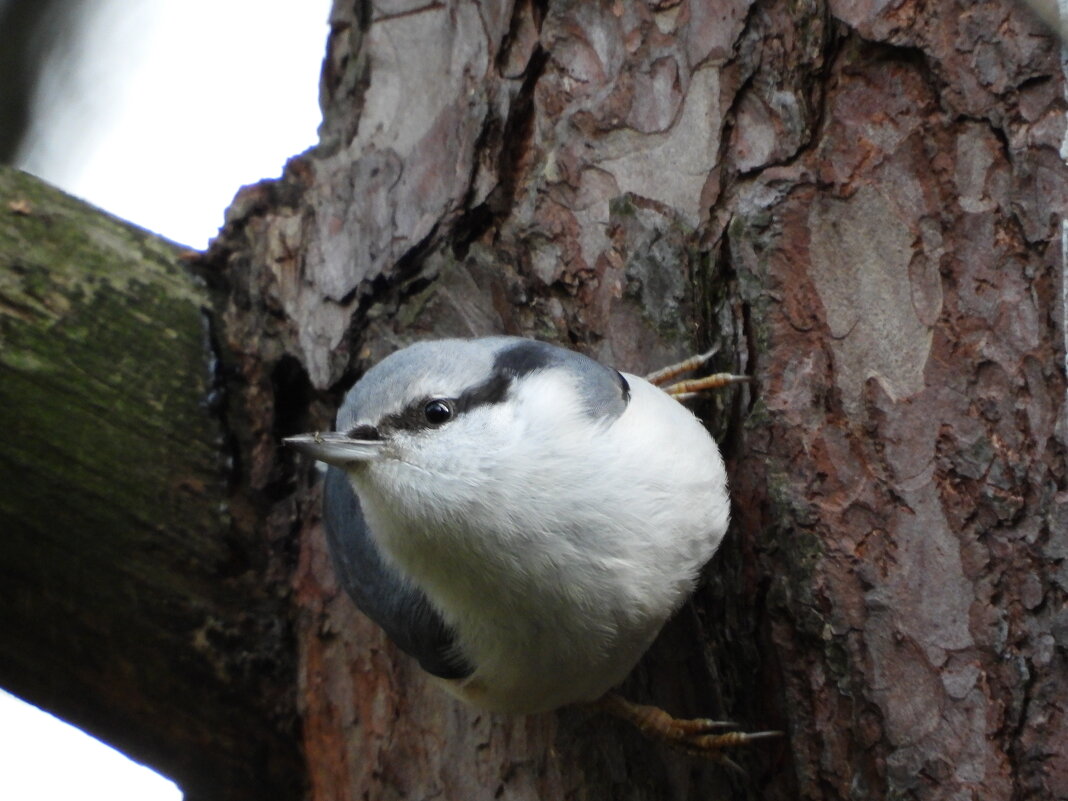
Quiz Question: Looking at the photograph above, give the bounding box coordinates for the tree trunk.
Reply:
[3,0,1066,799]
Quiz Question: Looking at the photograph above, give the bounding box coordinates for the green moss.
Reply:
[0,167,228,596]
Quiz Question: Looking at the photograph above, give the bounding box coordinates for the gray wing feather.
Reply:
[322,465,473,680]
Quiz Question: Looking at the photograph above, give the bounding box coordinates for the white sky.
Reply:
[20,0,332,249]
[0,690,183,801]
[7,1,332,798]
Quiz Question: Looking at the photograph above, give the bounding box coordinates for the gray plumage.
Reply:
[322,464,472,679]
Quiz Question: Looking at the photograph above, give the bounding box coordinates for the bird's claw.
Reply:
[673,728,783,762]
[644,347,749,400]
[658,716,736,734]
[592,692,780,762]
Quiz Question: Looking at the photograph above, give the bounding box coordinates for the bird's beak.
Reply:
[284,431,384,465]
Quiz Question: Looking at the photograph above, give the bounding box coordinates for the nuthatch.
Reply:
[287,337,774,757]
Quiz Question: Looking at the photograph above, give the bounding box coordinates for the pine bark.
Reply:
[2,0,1066,799]
[204,0,1068,798]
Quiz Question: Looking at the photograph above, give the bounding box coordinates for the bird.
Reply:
[285,336,774,758]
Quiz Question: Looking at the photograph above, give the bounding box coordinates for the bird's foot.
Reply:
[644,346,749,401]
[593,692,780,765]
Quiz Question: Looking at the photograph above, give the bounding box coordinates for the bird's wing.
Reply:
[322,465,474,679]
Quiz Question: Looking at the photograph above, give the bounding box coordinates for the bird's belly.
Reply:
[436,607,665,714]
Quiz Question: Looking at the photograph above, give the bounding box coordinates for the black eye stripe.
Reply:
[378,373,514,435]
[380,402,430,433]
[454,372,511,413]
[346,424,381,440]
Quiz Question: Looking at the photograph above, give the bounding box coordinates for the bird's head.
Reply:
[285,339,509,475]
[285,337,630,491]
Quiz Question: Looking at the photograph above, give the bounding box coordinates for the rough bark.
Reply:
[3,0,1066,798]
[199,0,1066,798]
[0,167,301,801]
[725,8,1068,800]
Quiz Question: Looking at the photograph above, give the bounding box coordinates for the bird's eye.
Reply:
[423,399,453,425]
